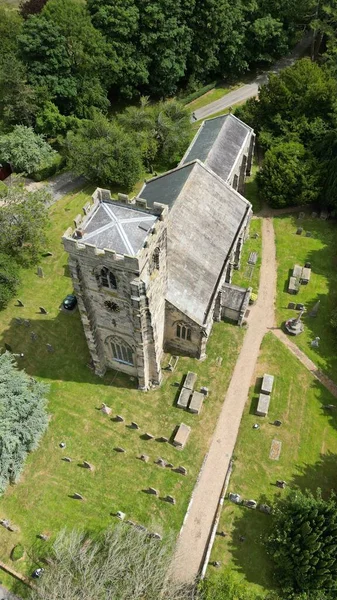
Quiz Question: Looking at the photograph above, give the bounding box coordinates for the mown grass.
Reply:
[186,82,243,112]
[232,219,262,295]
[274,214,337,384]
[209,332,337,597]
[0,185,244,586]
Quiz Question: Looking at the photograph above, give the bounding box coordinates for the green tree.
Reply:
[66,113,143,190]
[0,126,55,175]
[29,526,194,600]
[0,352,49,494]
[0,253,20,310]
[0,6,23,64]
[258,141,320,208]
[269,490,337,593]
[0,58,37,130]
[245,14,289,64]
[35,101,68,137]
[0,182,50,265]
[117,97,158,169]
[151,99,192,165]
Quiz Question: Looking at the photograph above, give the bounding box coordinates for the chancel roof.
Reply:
[80,202,157,256]
[180,114,252,182]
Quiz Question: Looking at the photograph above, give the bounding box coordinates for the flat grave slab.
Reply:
[269,439,282,460]
[261,373,274,395]
[256,393,271,417]
[177,387,191,409]
[293,264,302,279]
[184,371,197,390]
[188,391,204,414]
[173,423,191,449]
[301,267,311,284]
[288,276,299,294]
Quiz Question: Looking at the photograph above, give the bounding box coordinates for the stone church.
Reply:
[62,114,255,389]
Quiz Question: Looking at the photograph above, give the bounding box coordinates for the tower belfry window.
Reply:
[100,267,117,290]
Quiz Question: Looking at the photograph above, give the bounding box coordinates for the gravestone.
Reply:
[296,228,303,235]
[148,487,158,496]
[276,480,286,489]
[114,413,124,421]
[126,520,135,526]
[158,436,168,443]
[288,302,296,309]
[101,404,112,415]
[306,231,312,237]
[39,306,48,315]
[256,393,270,417]
[200,386,209,396]
[188,391,204,414]
[72,493,84,500]
[116,511,125,520]
[212,561,221,568]
[324,404,335,411]
[248,251,258,265]
[151,532,162,540]
[5,343,12,352]
[59,442,66,448]
[311,211,318,218]
[259,504,272,514]
[83,461,93,470]
[216,356,223,366]
[184,372,197,390]
[115,447,126,453]
[46,343,54,353]
[24,319,30,327]
[44,251,53,257]
[229,493,241,504]
[38,533,50,541]
[261,374,274,395]
[130,421,139,429]
[62,457,72,462]
[15,318,23,325]
[37,267,44,278]
[166,462,174,468]
[16,299,24,307]
[270,439,282,460]
[252,232,259,239]
[176,387,191,409]
[244,499,257,509]
[176,466,187,475]
[298,212,305,219]
[31,332,38,342]
[253,423,260,429]
[140,454,149,462]
[156,458,166,467]
[311,337,320,348]
[296,303,305,311]
[274,420,282,427]
[165,495,176,505]
[173,423,191,449]
[144,432,154,440]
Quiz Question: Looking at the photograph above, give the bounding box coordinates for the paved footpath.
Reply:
[272,329,337,399]
[171,217,277,582]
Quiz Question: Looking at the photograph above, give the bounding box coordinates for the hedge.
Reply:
[30,152,66,182]
[180,81,217,106]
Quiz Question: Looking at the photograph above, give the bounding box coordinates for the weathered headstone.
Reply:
[31,332,38,342]
[148,487,158,496]
[59,442,66,448]
[274,420,282,427]
[62,457,72,462]
[140,454,149,462]
[144,432,154,440]
[298,212,305,219]
[46,343,54,353]
[212,561,221,568]
[296,303,305,311]
[101,404,112,415]
[244,499,257,509]
[130,421,139,429]
[259,504,272,514]
[288,302,296,309]
[114,447,126,453]
[306,231,312,237]
[16,299,24,307]
[15,318,23,325]
[176,466,187,475]
[276,480,286,489]
[116,511,125,520]
[72,493,84,500]
[166,462,174,468]
[39,306,48,315]
[158,436,168,443]
[38,533,50,541]
[24,319,30,327]
[150,532,162,540]
[114,413,124,421]
[216,356,223,366]
[270,439,282,460]
[248,251,258,265]
[229,493,241,504]
[4,343,12,352]
[200,386,209,396]
[44,251,53,257]
[156,458,166,467]
[83,461,93,470]
[37,266,44,278]
[324,404,335,411]
[311,211,318,218]
[311,337,320,348]
[172,423,191,449]
[165,495,176,505]
[296,228,303,235]
[253,423,260,429]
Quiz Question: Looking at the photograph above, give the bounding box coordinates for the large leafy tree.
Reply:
[0,183,50,265]
[0,58,37,130]
[0,126,55,175]
[151,99,192,165]
[258,141,320,208]
[0,352,49,494]
[269,490,337,594]
[66,113,143,190]
[0,254,20,310]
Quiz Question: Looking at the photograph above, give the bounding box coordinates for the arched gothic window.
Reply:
[109,337,134,365]
[100,267,117,290]
[176,322,191,341]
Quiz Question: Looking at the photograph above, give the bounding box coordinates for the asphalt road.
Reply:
[193,33,312,121]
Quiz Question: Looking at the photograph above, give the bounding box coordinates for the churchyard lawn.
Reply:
[274,214,337,385]
[0,185,244,586]
[209,332,337,596]
[232,218,262,295]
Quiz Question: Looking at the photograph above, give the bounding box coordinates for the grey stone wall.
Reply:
[164,301,202,358]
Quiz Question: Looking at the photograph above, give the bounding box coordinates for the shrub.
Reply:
[180,82,217,105]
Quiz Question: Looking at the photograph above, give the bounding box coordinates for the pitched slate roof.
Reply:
[138,163,194,209]
[180,114,253,182]
[80,202,157,256]
[165,161,251,325]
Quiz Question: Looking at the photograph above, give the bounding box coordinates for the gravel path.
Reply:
[171,217,277,582]
[272,329,337,399]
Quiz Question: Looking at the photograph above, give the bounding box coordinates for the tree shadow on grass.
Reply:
[290,451,337,498]
[0,313,136,389]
